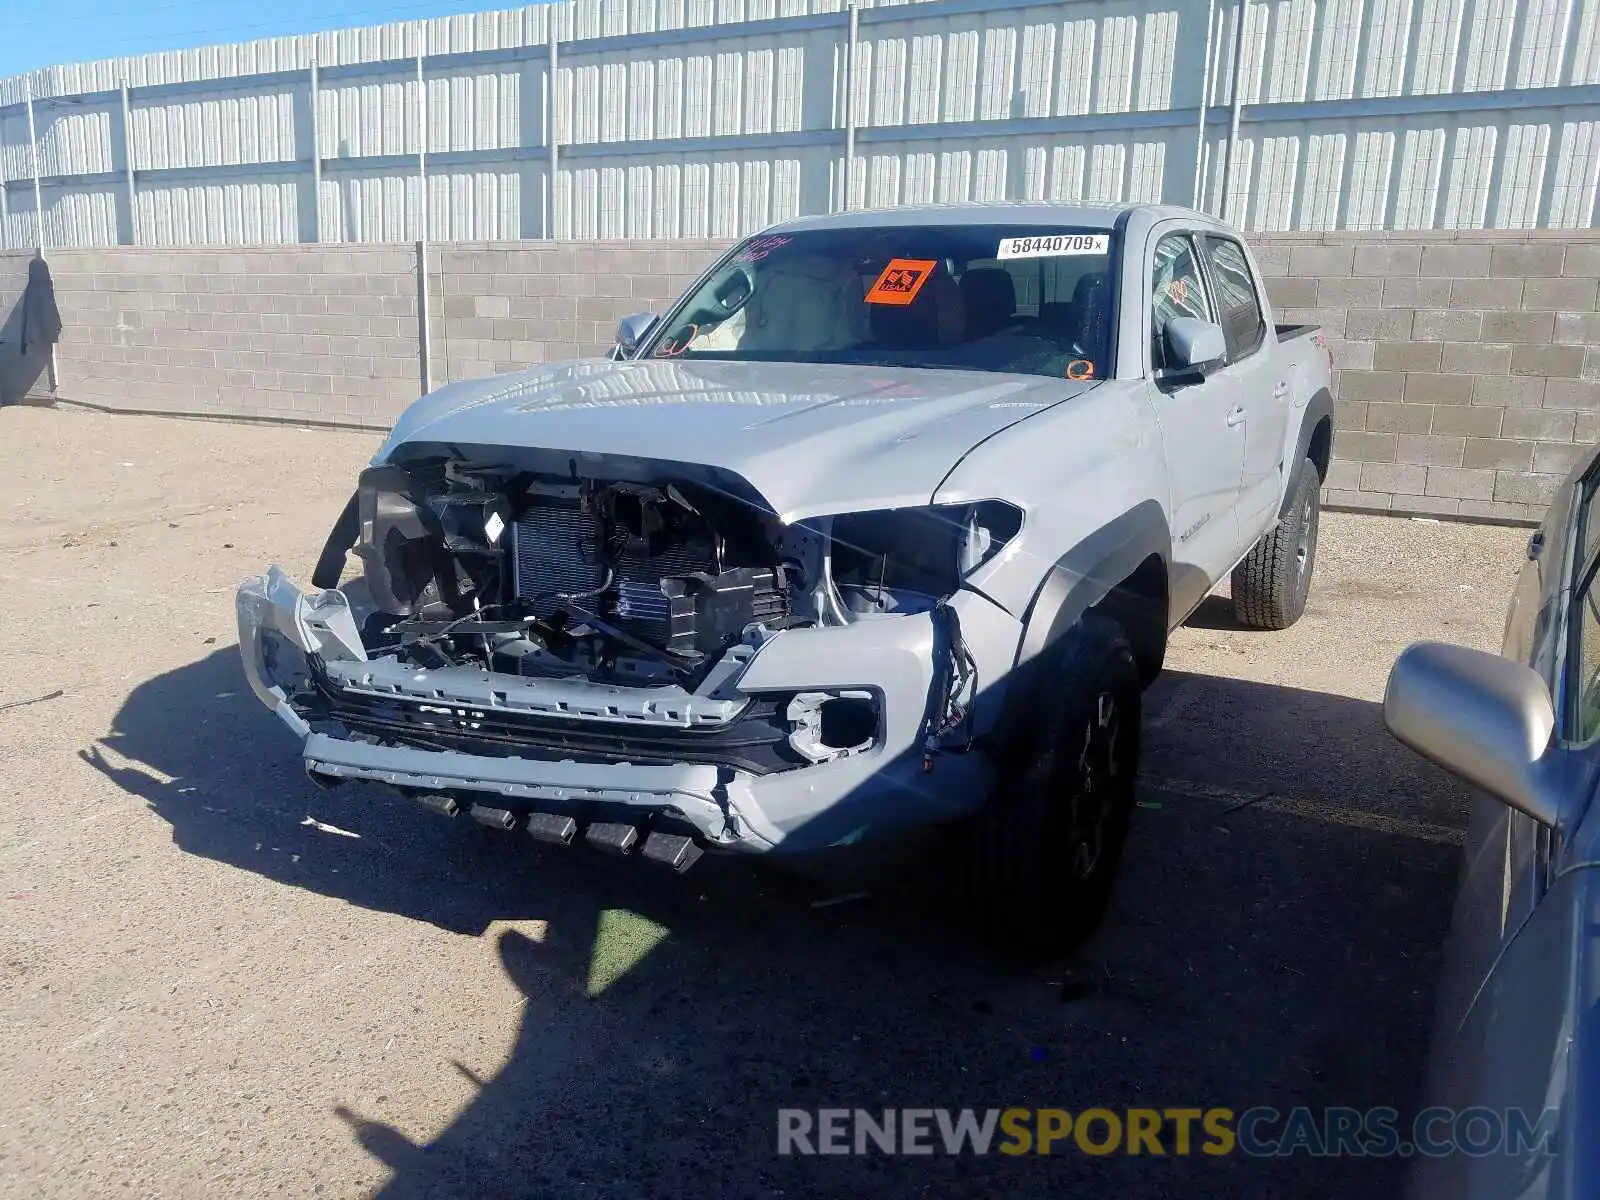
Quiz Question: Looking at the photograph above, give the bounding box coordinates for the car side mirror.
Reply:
[1384,642,1561,827]
[614,312,658,358]
[1163,317,1227,378]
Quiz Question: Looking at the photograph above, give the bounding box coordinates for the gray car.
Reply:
[237,202,1334,951]
[1386,452,1600,1196]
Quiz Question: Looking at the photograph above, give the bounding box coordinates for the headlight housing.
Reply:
[816,500,1022,606]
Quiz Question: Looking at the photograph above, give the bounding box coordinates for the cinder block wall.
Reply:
[44,245,422,423]
[36,241,728,428]
[426,240,731,383]
[24,231,1600,523]
[1253,231,1600,524]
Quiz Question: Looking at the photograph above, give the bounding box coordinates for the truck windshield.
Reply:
[642,224,1115,382]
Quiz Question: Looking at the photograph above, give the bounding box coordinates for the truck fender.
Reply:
[989,500,1170,752]
[1280,387,1335,517]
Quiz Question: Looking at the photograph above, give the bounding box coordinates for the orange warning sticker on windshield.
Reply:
[866,258,938,306]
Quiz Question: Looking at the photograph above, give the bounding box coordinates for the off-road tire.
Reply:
[1231,457,1321,630]
[971,615,1142,957]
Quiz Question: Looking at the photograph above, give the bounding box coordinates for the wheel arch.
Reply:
[1281,388,1335,516]
[1004,499,1172,721]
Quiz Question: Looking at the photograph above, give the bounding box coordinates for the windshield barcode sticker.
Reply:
[997,233,1109,260]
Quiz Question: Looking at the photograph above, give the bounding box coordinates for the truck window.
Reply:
[1150,233,1212,372]
[1201,235,1266,361]
[642,224,1116,381]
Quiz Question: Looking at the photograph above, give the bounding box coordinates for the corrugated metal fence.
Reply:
[0,0,1596,249]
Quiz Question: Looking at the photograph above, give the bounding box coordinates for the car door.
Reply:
[1408,454,1600,1200]
[1197,233,1288,542]
[1144,229,1244,616]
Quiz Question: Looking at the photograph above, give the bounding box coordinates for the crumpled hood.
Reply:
[377,358,1091,521]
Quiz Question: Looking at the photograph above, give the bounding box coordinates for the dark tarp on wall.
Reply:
[1,254,60,405]
[21,256,62,354]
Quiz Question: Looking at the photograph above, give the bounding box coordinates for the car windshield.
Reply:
[641,224,1116,382]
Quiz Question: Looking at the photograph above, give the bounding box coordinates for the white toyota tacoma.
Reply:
[238,202,1334,950]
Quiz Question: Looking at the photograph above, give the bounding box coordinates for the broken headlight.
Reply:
[821,500,1022,613]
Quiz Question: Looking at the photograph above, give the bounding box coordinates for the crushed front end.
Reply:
[237,452,1024,863]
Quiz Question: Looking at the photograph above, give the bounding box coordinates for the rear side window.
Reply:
[1202,235,1266,361]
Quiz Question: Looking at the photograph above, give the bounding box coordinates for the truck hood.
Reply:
[377,358,1091,521]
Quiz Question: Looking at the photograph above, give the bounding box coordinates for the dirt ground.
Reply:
[0,406,1527,1199]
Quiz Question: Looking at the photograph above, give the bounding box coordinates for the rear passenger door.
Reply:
[1200,234,1289,541]
[1145,230,1245,614]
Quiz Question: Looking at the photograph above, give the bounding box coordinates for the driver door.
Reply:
[1145,230,1245,614]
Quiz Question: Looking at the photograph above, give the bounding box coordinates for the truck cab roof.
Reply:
[770,201,1235,237]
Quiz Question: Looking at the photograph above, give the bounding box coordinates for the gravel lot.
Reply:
[1,406,1527,1199]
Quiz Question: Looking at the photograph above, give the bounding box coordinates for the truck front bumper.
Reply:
[236,569,1020,855]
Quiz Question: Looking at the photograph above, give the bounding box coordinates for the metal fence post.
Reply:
[309,57,322,243]
[416,26,433,395]
[1192,0,1218,209]
[23,76,57,393]
[24,78,44,254]
[120,81,138,244]
[841,0,859,212]
[1219,0,1249,221]
[547,12,559,241]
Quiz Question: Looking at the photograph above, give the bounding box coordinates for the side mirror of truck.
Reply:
[1162,317,1227,380]
[614,312,658,359]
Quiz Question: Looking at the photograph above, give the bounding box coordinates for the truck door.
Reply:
[1199,234,1288,540]
[1146,231,1244,609]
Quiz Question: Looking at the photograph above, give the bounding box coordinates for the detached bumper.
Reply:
[236,569,1019,855]
[236,567,365,741]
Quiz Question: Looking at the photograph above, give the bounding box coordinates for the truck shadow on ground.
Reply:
[90,648,1467,1199]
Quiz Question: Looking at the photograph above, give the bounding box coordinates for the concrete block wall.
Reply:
[30,241,731,429]
[427,240,731,382]
[1254,231,1600,524]
[42,245,422,424]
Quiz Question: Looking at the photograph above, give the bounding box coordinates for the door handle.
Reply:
[1273,381,1289,399]
[1226,406,1246,427]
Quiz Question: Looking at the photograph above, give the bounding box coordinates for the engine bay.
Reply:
[337,456,1015,693]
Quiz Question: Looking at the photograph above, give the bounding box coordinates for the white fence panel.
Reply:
[0,0,1596,248]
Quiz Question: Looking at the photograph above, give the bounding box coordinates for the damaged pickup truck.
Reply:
[238,203,1333,950]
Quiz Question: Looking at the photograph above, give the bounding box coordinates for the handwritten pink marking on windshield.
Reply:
[731,235,793,263]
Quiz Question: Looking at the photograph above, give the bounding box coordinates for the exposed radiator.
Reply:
[511,499,786,653]
[512,501,720,644]
[612,540,718,643]
[512,501,605,618]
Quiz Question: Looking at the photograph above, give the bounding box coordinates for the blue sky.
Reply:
[0,1,541,78]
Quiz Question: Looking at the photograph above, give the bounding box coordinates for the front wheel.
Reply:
[1232,458,1321,630]
[970,615,1142,957]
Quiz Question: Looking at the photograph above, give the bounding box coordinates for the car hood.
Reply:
[376,358,1091,521]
